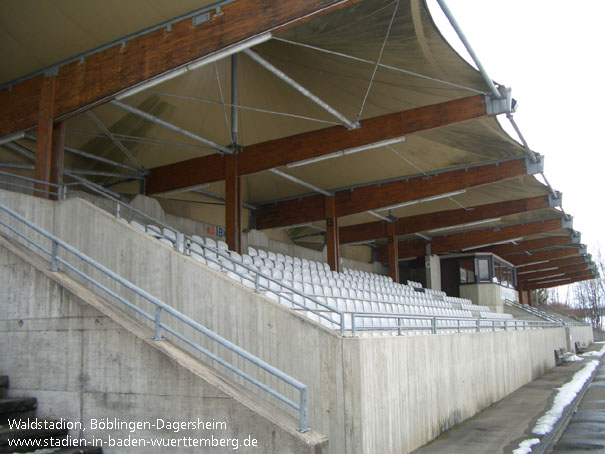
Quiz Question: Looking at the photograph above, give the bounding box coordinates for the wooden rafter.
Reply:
[506,246,582,266]
[475,235,573,256]
[516,256,587,274]
[146,94,492,194]
[340,195,552,244]
[255,157,531,230]
[0,0,356,138]
[375,218,565,262]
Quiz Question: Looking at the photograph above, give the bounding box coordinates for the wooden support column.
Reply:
[225,154,242,253]
[49,121,65,200]
[325,196,340,272]
[518,284,530,305]
[34,76,56,198]
[387,222,399,283]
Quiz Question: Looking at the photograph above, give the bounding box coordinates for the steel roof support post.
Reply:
[225,54,242,254]
[231,54,239,147]
[225,153,242,254]
[325,196,340,272]
[387,222,399,283]
[34,75,56,199]
[49,121,65,200]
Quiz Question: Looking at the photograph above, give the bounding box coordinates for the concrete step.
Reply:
[0,377,7,398]
[0,397,37,425]
[0,422,68,453]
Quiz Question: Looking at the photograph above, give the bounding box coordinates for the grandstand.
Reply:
[0,1,598,453]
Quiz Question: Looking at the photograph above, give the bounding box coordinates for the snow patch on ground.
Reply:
[512,438,540,454]
[532,360,599,435]
[580,344,605,357]
[565,354,583,362]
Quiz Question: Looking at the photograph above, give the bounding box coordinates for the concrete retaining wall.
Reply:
[0,245,326,454]
[594,328,605,342]
[0,189,572,453]
[346,328,566,453]
[569,325,594,348]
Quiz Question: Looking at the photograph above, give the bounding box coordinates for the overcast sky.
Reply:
[427,0,605,253]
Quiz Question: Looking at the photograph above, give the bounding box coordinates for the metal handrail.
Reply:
[504,299,565,324]
[0,174,568,336]
[0,172,347,333]
[0,170,60,197]
[0,201,310,432]
[348,312,561,337]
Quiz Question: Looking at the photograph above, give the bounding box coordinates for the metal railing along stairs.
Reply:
[0,200,311,433]
[0,172,567,337]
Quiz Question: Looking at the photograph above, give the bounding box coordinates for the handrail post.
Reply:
[476,318,480,333]
[299,387,309,433]
[115,202,120,219]
[254,271,260,293]
[397,317,402,336]
[504,320,508,331]
[351,313,356,337]
[457,319,461,334]
[153,306,163,340]
[431,317,437,334]
[340,313,345,336]
[492,320,495,332]
[50,240,59,272]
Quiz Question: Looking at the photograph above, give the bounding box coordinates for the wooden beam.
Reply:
[516,256,586,274]
[256,157,530,230]
[146,94,492,194]
[49,121,66,199]
[376,218,564,262]
[325,196,340,272]
[476,235,572,257]
[526,273,594,290]
[518,263,590,283]
[506,247,581,266]
[33,77,56,198]
[340,195,552,244]
[225,154,242,253]
[0,0,355,138]
[387,222,399,283]
[517,262,590,279]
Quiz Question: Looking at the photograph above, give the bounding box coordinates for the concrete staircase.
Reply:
[0,376,102,453]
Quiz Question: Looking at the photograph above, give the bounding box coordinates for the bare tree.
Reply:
[572,246,604,329]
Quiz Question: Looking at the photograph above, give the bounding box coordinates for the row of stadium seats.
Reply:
[129,219,515,336]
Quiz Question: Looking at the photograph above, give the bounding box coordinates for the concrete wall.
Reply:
[593,328,605,342]
[569,325,594,348]
[460,283,503,313]
[347,328,566,453]
[425,255,441,291]
[0,246,324,454]
[0,189,572,454]
[0,190,346,451]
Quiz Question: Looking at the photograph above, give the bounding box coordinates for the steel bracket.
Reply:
[562,216,573,230]
[548,191,562,208]
[525,154,544,175]
[485,86,516,115]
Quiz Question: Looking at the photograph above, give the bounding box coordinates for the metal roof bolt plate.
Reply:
[562,216,573,229]
[571,232,582,244]
[485,87,514,115]
[579,244,587,255]
[525,154,544,175]
[192,12,211,26]
[548,191,562,208]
